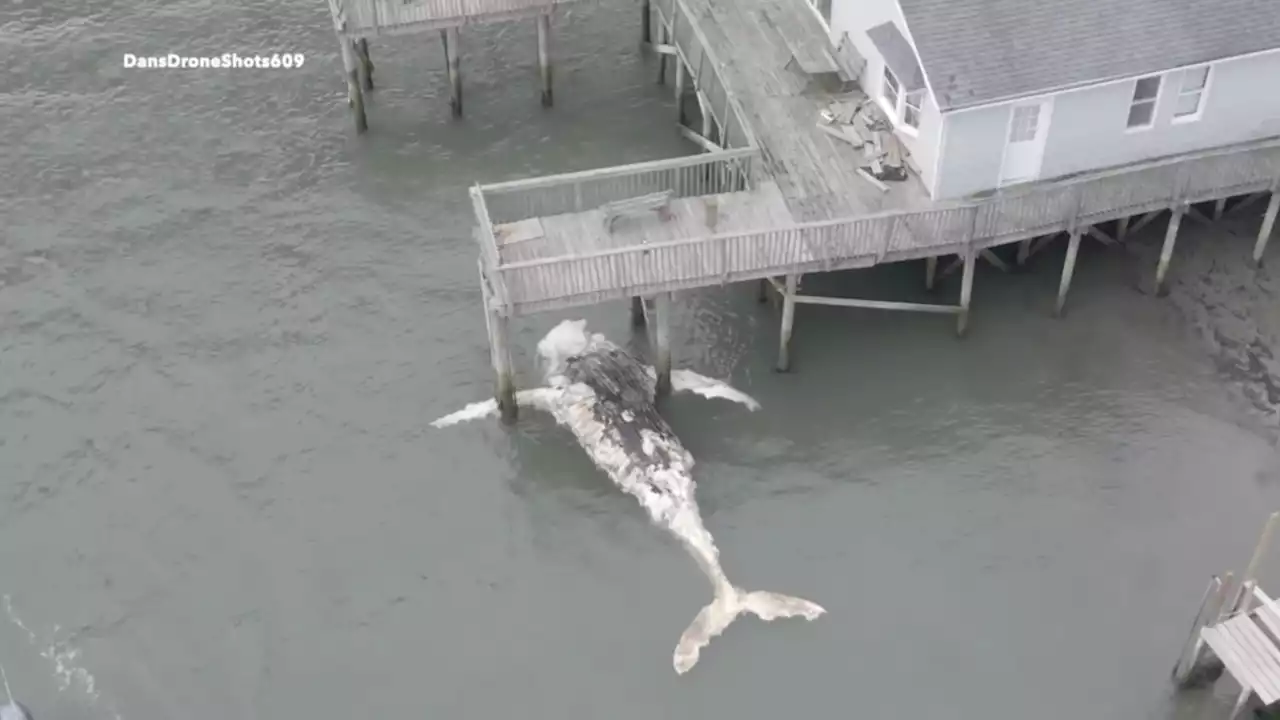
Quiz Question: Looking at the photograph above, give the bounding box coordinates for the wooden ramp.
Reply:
[1174,511,1280,718]
[1201,595,1280,707]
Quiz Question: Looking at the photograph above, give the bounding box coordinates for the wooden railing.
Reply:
[477,148,762,225]
[654,0,755,149]
[486,137,1280,313]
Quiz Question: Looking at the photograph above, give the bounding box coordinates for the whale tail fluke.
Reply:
[672,585,824,674]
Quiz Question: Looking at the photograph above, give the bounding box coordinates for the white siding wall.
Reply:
[934,47,1280,199]
[828,0,943,195]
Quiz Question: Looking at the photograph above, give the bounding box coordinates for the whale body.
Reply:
[432,319,824,674]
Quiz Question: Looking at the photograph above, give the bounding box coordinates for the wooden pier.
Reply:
[1174,512,1280,718]
[324,0,584,131]
[467,0,1280,414]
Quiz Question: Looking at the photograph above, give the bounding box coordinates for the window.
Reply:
[879,67,923,131]
[1127,75,1161,129]
[807,0,833,26]
[882,66,900,112]
[1173,65,1210,120]
[903,89,924,129]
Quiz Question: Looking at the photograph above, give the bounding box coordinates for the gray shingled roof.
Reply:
[896,0,1280,111]
[867,22,926,91]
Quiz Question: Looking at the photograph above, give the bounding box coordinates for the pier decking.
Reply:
[331,0,573,37]
[465,0,1280,415]
[326,0,584,130]
[680,0,931,219]
[1174,513,1280,717]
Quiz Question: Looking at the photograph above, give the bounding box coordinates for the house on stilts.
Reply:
[323,0,1280,415]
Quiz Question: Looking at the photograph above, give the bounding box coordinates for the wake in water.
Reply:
[433,319,824,673]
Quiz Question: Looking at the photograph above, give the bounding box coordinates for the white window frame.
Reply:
[1125,74,1162,131]
[878,65,923,136]
[1171,65,1211,124]
[804,0,832,31]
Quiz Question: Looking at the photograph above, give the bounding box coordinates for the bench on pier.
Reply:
[1200,585,1280,715]
[601,190,673,233]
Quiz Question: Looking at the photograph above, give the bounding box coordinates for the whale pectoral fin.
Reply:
[430,387,561,427]
[669,369,761,411]
[515,387,561,412]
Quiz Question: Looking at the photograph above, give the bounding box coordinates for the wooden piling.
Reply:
[481,282,517,423]
[757,278,768,303]
[1213,198,1228,220]
[1155,203,1185,296]
[777,274,799,371]
[956,250,975,337]
[1116,215,1130,242]
[1173,573,1231,688]
[924,256,937,291]
[641,0,652,46]
[340,39,367,133]
[1016,238,1033,266]
[442,28,462,118]
[1054,230,1082,317]
[1254,188,1279,268]
[1227,511,1280,617]
[357,38,374,90]
[630,296,646,327]
[536,14,553,108]
[656,25,668,85]
[674,57,686,124]
[653,293,672,396]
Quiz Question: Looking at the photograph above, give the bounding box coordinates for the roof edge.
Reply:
[935,43,1280,114]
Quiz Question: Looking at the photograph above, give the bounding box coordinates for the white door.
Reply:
[999,98,1053,186]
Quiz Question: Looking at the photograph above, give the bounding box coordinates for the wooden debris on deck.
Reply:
[816,95,914,186]
[494,217,545,244]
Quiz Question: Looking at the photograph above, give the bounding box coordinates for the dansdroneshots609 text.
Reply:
[122,53,306,69]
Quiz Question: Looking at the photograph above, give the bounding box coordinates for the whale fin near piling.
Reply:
[673,584,825,674]
[661,368,762,411]
[430,388,562,427]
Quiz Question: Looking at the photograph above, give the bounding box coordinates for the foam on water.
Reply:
[3,595,122,719]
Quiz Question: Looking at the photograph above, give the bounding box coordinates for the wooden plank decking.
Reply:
[494,181,792,265]
[1203,614,1280,705]
[330,0,582,37]
[478,136,1280,314]
[468,0,1280,317]
[1193,583,1280,713]
[674,0,932,219]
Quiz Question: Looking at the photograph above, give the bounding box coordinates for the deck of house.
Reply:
[328,0,581,38]
[469,0,1280,317]
[680,0,932,219]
